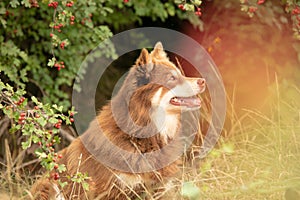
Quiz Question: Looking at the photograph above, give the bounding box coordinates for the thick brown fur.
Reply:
[29,42,204,199]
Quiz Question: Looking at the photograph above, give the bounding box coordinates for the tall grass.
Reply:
[1,81,299,199]
[166,80,300,200]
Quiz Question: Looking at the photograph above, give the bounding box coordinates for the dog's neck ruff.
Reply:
[151,109,179,143]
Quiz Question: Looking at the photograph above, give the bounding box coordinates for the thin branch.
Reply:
[59,128,75,142]
[175,57,185,76]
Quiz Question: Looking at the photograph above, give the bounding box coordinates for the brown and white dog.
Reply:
[29,42,206,199]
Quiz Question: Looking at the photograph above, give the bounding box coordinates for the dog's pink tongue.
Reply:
[170,97,201,107]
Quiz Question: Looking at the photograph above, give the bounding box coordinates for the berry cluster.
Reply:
[48,1,59,9]
[66,1,74,7]
[15,96,25,106]
[70,15,75,25]
[240,0,265,17]
[60,41,66,49]
[195,7,202,16]
[54,119,62,129]
[292,7,300,15]
[291,6,300,33]
[50,153,63,180]
[18,112,26,125]
[54,61,65,71]
[53,23,64,33]
[177,1,202,17]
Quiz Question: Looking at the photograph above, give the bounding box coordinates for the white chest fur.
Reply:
[151,110,179,143]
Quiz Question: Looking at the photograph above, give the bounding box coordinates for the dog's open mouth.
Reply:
[170,96,201,108]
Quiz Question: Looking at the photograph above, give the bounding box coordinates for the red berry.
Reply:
[48,1,58,9]
[249,6,257,13]
[35,113,40,118]
[20,112,26,117]
[53,173,60,180]
[20,97,25,102]
[178,4,185,10]
[19,116,25,121]
[257,0,265,5]
[60,42,65,49]
[38,141,42,146]
[54,164,59,169]
[54,123,61,129]
[50,33,54,37]
[292,7,300,15]
[70,112,74,117]
[70,118,74,123]
[58,154,63,159]
[195,11,202,16]
[18,120,25,125]
[123,0,129,3]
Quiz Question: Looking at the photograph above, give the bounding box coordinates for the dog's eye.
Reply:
[170,76,176,81]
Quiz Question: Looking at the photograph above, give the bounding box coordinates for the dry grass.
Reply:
[1,82,300,200]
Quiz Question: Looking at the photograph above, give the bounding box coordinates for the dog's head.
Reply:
[132,42,206,114]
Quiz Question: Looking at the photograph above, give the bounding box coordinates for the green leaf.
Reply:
[49,117,58,124]
[58,180,68,188]
[47,57,56,67]
[184,3,194,12]
[21,0,31,8]
[193,0,202,6]
[82,182,90,191]
[58,164,66,173]
[174,0,183,4]
[222,143,235,154]
[36,117,47,127]
[10,0,20,8]
[35,151,47,158]
[21,141,31,149]
[31,96,39,104]
[32,135,40,143]
[52,104,63,112]
[181,182,201,200]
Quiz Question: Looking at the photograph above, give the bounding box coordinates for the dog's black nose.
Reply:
[197,78,206,87]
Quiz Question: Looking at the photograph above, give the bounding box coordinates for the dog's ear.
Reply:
[151,42,167,59]
[135,48,153,86]
[136,48,150,66]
